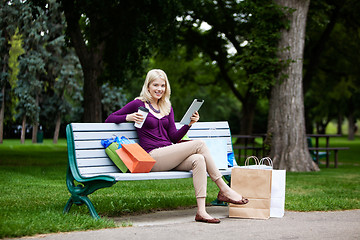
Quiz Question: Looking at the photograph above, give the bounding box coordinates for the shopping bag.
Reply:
[260,157,286,218]
[229,157,272,219]
[203,138,228,170]
[227,152,235,167]
[116,143,156,173]
[240,156,272,170]
[101,136,121,148]
[105,142,129,173]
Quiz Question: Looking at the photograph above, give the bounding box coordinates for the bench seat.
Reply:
[64,121,235,218]
[82,169,233,181]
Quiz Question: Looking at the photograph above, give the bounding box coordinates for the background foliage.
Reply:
[0,0,359,140]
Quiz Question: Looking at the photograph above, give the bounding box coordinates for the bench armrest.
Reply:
[66,124,116,183]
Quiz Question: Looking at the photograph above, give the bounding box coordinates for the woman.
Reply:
[105,69,248,223]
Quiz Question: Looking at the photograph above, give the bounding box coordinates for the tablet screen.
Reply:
[180,99,204,125]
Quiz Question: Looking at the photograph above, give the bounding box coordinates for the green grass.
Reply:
[1,137,360,238]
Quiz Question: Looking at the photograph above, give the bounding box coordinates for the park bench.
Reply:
[307,135,350,168]
[63,121,235,219]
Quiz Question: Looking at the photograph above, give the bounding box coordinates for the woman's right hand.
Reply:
[126,112,144,124]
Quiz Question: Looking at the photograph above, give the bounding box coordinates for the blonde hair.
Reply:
[136,69,171,115]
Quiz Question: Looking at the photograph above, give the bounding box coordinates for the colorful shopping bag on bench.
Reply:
[105,142,129,173]
[116,137,156,173]
[101,136,128,173]
[229,156,272,219]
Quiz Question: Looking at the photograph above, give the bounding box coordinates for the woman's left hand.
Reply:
[189,111,200,126]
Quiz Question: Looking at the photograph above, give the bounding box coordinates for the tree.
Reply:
[267,0,319,171]
[0,0,22,143]
[16,3,48,143]
[59,0,183,122]
[178,0,285,135]
[303,0,360,138]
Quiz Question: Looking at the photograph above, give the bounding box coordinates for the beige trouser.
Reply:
[149,140,223,198]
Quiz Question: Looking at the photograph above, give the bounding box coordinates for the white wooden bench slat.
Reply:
[73,138,231,151]
[79,165,120,175]
[74,139,140,150]
[72,122,136,131]
[186,129,231,138]
[80,169,233,181]
[73,131,138,141]
[82,171,194,181]
[76,158,113,167]
[175,121,230,129]
[76,149,107,159]
[71,121,230,131]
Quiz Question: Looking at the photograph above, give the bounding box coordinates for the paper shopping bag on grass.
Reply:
[116,143,156,173]
[229,167,272,219]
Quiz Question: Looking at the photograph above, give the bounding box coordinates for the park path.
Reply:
[8,207,360,240]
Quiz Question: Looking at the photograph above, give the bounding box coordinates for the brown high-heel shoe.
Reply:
[217,191,249,205]
[195,214,221,224]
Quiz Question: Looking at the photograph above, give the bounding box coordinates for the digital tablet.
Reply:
[180,99,204,125]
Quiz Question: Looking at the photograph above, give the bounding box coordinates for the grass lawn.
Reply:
[0,137,359,238]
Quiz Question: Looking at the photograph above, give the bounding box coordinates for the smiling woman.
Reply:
[105,69,248,223]
[137,69,172,117]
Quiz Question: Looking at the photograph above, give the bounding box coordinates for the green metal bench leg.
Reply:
[63,197,74,214]
[63,195,100,219]
[79,196,100,219]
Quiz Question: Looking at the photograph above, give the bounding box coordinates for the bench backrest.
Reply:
[67,121,234,178]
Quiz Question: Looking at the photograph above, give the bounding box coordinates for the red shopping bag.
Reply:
[116,143,156,173]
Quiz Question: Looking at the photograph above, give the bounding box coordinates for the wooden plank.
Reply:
[176,121,229,130]
[73,131,138,141]
[76,149,107,159]
[72,122,135,131]
[82,171,193,181]
[79,165,120,175]
[187,129,231,138]
[77,157,113,167]
[81,168,232,181]
[74,139,140,150]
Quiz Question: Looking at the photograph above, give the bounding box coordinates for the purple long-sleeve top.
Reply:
[105,99,190,153]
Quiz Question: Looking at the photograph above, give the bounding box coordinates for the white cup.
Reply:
[134,106,149,128]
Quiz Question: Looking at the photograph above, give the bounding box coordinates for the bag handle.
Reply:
[260,157,273,167]
[120,136,135,144]
[245,156,260,166]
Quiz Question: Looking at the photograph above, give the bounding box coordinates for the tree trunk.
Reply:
[82,61,103,123]
[32,94,39,143]
[21,115,26,144]
[348,112,355,141]
[337,114,343,135]
[32,122,38,143]
[267,0,319,171]
[62,1,104,123]
[0,86,4,144]
[240,96,257,135]
[53,112,61,144]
